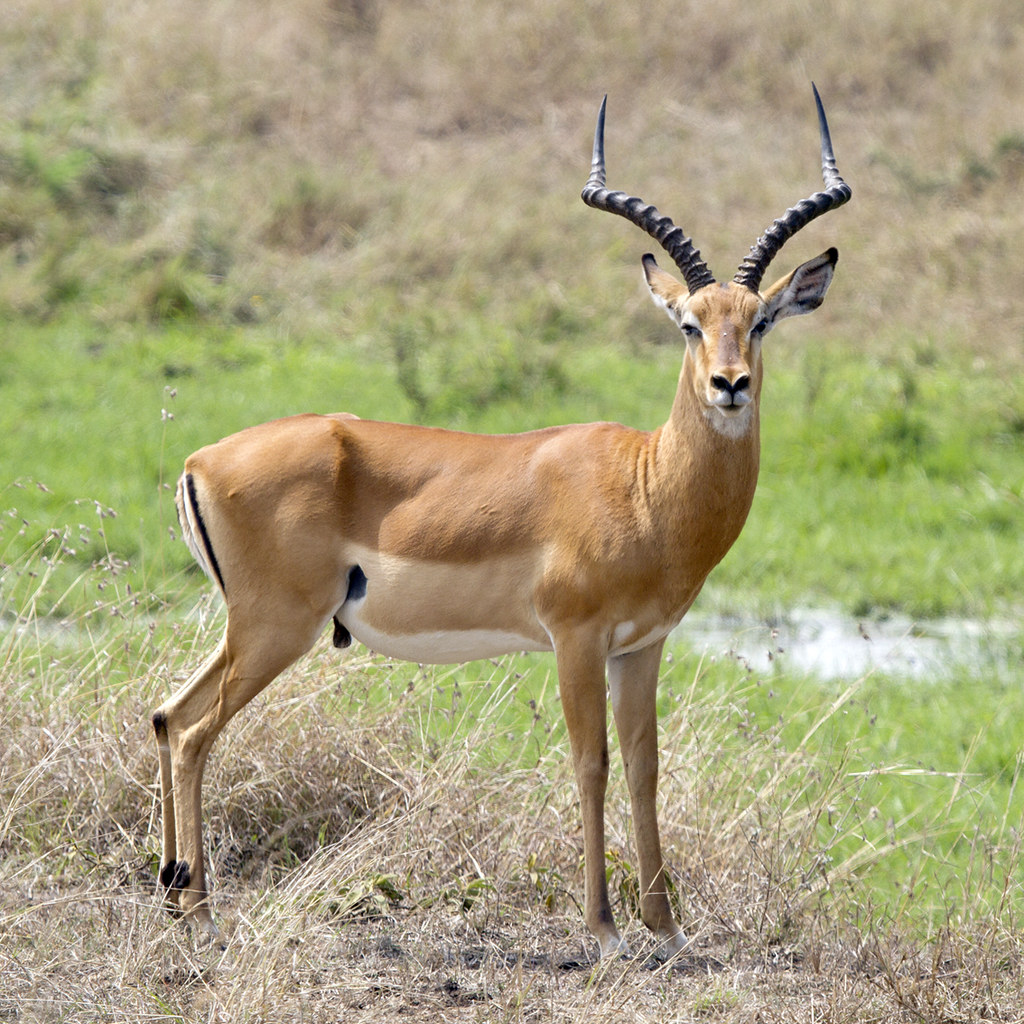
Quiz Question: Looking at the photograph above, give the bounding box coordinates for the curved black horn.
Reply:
[733,84,852,293]
[582,96,716,294]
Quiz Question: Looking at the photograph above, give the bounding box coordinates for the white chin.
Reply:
[705,405,754,439]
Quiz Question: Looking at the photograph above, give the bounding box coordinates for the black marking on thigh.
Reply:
[331,565,366,648]
[332,617,352,649]
[152,711,167,736]
[185,473,226,596]
[346,564,367,601]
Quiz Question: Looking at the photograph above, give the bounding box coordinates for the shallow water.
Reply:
[4,605,1019,684]
[677,608,1021,682]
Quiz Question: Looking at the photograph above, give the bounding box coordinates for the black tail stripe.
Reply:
[186,472,227,596]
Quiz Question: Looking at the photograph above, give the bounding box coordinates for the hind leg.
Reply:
[153,637,228,915]
[152,606,326,937]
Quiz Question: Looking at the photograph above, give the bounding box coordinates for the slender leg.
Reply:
[152,637,228,912]
[154,710,179,906]
[608,640,686,958]
[555,632,628,958]
[152,607,323,937]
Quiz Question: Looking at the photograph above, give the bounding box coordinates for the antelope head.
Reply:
[582,85,851,438]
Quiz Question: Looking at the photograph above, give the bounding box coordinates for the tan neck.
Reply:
[642,358,761,572]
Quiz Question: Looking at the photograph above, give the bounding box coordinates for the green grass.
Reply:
[705,661,1024,930]
[736,343,1024,618]
[4,316,1023,623]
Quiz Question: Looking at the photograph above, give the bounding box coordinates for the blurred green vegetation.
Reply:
[4,315,1022,621]
[1,1,1023,623]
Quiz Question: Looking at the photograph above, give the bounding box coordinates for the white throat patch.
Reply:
[704,403,756,439]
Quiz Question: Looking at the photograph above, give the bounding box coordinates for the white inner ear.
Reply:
[647,289,687,329]
[765,255,836,327]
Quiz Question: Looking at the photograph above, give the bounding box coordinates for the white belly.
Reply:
[341,614,552,665]
[340,600,677,665]
[334,546,552,664]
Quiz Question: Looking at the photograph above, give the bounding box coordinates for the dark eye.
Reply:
[751,319,768,336]
[681,323,702,340]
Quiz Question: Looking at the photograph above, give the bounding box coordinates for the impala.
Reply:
[152,85,850,958]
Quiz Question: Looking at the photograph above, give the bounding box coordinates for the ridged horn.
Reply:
[733,83,852,293]
[581,96,716,295]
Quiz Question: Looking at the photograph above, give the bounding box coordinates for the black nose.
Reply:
[711,374,750,397]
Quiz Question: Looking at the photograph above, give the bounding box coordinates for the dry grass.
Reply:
[3,0,1024,358]
[2,553,1022,1021]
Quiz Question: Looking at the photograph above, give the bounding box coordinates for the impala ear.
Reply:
[642,254,688,324]
[762,248,838,328]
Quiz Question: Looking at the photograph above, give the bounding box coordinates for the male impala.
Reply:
[153,85,850,958]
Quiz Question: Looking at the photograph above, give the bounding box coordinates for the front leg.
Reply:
[608,640,686,958]
[555,632,629,958]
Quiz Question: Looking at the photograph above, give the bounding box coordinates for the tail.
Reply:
[175,471,227,597]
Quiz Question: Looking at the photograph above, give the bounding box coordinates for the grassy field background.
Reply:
[2,0,1024,1020]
